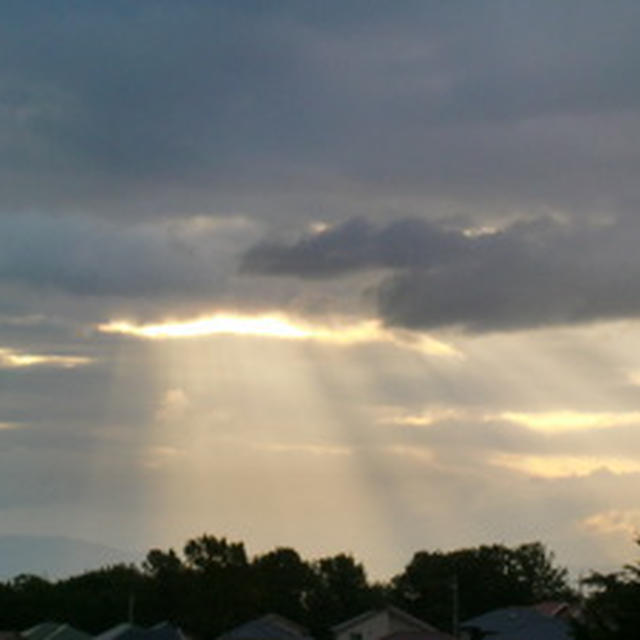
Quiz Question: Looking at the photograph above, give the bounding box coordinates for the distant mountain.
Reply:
[0,535,141,581]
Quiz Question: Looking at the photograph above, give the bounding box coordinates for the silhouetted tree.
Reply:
[184,535,248,571]
[143,548,184,576]
[142,548,187,627]
[252,547,315,622]
[575,539,640,640]
[306,553,385,638]
[0,534,573,639]
[391,542,572,632]
[55,564,147,633]
[1,574,56,628]
[181,534,252,638]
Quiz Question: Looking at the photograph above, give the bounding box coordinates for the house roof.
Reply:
[23,623,61,640]
[217,614,311,640]
[95,624,148,640]
[23,624,91,640]
[529,601,572,618]
[380,630,455,640]
[332,607,436,634]
[461,607,571,640]
[96,623,184,640]
[146,623,185,640]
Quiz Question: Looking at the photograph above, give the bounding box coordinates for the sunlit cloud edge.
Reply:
[490,453,640,479]
[582,509,640,537]
[97,312,460,358]
[379,406,640,434]
[0,347,92,369]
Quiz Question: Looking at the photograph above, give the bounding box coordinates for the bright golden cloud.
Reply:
[97,313,460,357]
[497,410,640,433]
[582,509,640,537]
[0,348,91,369]
[491,453,640,478]
[379,406,640,433]
[380,407,464,427]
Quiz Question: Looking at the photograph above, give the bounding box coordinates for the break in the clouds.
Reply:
[244,215,640,331]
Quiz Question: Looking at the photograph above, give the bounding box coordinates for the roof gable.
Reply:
[332,607,435,634]
[218,614,310,640]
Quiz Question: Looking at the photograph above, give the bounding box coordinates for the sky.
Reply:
[2,0,640,581]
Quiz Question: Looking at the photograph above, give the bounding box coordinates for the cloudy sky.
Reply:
[3,0,640,580]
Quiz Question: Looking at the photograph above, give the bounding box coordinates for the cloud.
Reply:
[243,218,467,276]
[378,406,640,435]
[490,453,640,479]
[97,312,459,357]
[0,347,91,369]
[378,406,465,428]
[155,388,191,423]
[496,410,640,434]
[244,215,640,331]
[1,2,640,221]
[4,3,640,329]
[582,509,640,537]
[0,213,255,299]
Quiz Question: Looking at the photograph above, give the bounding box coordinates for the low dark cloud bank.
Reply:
[244,215,640,332]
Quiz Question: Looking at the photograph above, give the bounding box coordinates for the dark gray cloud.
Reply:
[1,1,640,220]
[243,215,640,331]
[0,213,256,298]
[243,217,467,276]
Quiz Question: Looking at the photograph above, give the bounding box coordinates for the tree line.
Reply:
[0,535,637,639]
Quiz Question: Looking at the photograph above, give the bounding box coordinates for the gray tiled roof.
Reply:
[23,623,91,640]
[146,623,183,640]
[332,607,436,634]
[461,607,571,640]
[23,623,61,640]
[218,614,311,640]
[95,624,186,640]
